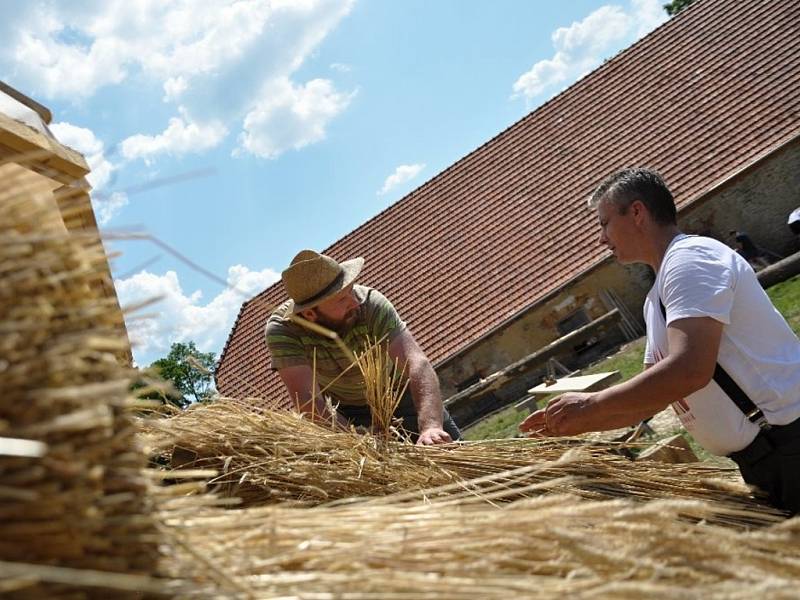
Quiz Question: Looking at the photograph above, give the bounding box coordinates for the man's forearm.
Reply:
[407,359,444,431]
[593,354,707,419]
[581,404,660,431]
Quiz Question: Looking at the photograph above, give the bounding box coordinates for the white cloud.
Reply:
[95,192,129,226]
[49,121,128,225]
[379,163,425,196]
[115,264,280,365]
[512,0,667,101]
[163,76,188,102]
[120,111,228,161]
[238,78,355,159]
[2,0,357,162]
[330,62,352,73]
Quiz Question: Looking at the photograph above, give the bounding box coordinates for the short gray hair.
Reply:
[589,168,677,226]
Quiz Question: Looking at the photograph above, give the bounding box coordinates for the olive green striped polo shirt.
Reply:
[265,285,406,406]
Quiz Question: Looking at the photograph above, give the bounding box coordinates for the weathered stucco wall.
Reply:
[437,259,652,401]
[679,138,800,256]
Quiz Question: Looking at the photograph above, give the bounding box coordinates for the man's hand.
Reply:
[519,392,596,437]
[417,427,452,445]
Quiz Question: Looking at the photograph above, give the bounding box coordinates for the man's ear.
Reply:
[299,308,318,322]
[631,199,647,225]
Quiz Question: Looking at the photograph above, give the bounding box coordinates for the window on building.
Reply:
[556,308,596,353]
[556,308,590,337]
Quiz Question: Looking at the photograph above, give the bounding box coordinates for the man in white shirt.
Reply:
[520,168,800,515]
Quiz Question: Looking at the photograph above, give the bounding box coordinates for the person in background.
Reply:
[730,230,781,270]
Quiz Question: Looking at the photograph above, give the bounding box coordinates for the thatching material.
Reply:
[156,465,800,599]
[0,169,163,597]
[143,400,780,526]
[142,400,459,505]
[354,336,408,436]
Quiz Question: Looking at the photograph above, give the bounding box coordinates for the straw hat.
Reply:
[282,249,364,313]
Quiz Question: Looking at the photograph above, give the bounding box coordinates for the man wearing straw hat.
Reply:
[521,168,800,515]
[266,249,461,445]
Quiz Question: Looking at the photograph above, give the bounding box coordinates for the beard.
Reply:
[314,307,359,336]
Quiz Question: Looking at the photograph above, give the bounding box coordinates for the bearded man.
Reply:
[266,249,460,445]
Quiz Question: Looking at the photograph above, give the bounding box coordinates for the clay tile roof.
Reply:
[216,0,800,405]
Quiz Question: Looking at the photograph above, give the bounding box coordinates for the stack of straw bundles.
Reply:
[0,172,162,597]
[144,399,780,526]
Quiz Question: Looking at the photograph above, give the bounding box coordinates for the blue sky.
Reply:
[1,0,667,366]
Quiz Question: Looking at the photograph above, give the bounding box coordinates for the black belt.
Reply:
[729,416,800,466]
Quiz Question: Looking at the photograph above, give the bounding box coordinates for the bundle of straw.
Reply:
[156,460,800,599]
[142,400,459,505]
[0,170,163,597]
[353,336,409,436]
[143,399,778,524]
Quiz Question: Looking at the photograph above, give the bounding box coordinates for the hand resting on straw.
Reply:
[417,426,452,445]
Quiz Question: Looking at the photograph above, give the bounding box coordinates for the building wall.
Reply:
[438,140,800,425]
[679,138,800,256]
[437,259,653,401]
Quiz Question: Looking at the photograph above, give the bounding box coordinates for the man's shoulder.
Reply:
[672,235,732,255]
[355,284,391,305]
[665,235,738,270]
[265,299,298,336]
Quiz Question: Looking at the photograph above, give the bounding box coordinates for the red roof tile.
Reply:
[216,0,800,405]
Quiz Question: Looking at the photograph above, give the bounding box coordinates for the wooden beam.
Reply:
[443,308,622,407]
[0,81,52,124]
[756,250,800,289]
[0,112,89,183]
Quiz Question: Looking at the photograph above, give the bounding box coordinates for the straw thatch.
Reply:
[155,458,800,599]
[142,399,781,527]
[0,168,164,597]
[4,146,798,600]
[141,399,459,506]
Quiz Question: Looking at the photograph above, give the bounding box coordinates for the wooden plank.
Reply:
[0,81,52,123]
[756,249,800,289]
[528,371,621,395]
[0,112,89,182]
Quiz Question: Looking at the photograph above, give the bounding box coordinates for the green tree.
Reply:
[149,342,217,406]
[664,0,695,16]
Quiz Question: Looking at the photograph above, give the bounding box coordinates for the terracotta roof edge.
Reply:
[682,127,800,215]
[433,256,615,370]
[215,296,255,387]
[323,3,682,255]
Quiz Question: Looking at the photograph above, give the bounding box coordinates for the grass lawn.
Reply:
[463,274,800,442]
[766,274,800,335]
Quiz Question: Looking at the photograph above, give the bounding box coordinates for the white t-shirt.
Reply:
[643,234,800,456]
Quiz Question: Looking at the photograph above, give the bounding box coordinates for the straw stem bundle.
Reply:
[143,399,780,526]
[353,336,409,436]
[155,463,800,599]
[0,169,164,597]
